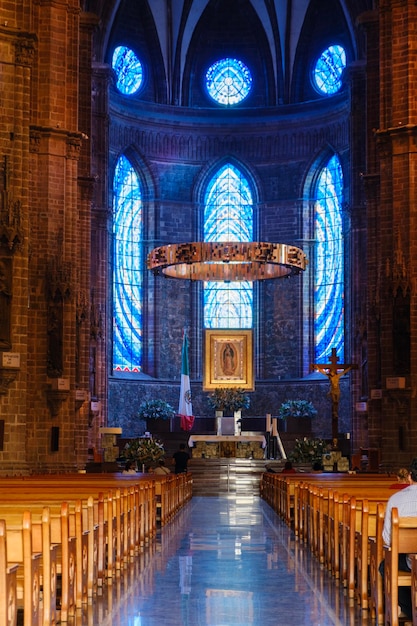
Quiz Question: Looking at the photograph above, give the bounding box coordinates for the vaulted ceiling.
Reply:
[86,0,372,106]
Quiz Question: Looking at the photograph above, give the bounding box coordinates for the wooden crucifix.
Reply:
[310,348,357,444]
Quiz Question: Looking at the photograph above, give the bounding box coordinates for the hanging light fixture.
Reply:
[147,241,308,281]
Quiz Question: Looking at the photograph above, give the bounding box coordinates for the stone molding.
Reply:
[109,99,350,163]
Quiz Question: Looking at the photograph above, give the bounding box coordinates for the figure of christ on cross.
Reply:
[310,348,357,444]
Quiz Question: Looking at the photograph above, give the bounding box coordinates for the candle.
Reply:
[266,413,272,432]
[272,418,278,437]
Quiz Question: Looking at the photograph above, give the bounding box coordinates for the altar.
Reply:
[188,435,266,459]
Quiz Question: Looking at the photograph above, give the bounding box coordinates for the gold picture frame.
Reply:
[203,330,254,390]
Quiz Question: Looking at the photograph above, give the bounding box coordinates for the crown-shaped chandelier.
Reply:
[147,241,308,281]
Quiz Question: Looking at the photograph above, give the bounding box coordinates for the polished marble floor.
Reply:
[78,495,375,626]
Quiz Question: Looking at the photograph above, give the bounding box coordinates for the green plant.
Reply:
[278,399,317,420]
[207,387,250,413]
[289,437,328,463]
[137,399,175,421]
[124,437,165,466]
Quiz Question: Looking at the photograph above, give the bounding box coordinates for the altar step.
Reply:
[188,458,268,497]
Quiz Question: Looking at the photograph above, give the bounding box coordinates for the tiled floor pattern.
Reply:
[73,495,374,625]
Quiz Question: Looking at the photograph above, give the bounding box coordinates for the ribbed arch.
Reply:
[290,0,353,104]
[314,153,344,362]
[181,0,275,107]
[112,154,143,372]
[203,162,254,329]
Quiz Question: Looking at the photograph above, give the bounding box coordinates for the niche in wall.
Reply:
[50,426,60,452]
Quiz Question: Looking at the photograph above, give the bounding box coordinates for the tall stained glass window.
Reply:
[313,45,346,95]
[314,154,344,362]
[113,155,142,372]
[204,164,253,328]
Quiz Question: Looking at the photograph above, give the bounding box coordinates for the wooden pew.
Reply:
[260,471,395,617]
[0,495,103,589]
[368,502,386,625]
[0,507,60,626]
[383,507,417,626]
[74,500,88,608]
[0,484,133,581]
[303,482,392,578]
[354,498,379,610]
[39,507,58,626]
[410,554,417,625]
[1,503,98,622]
[264,472,394,536]
[342,495,383,600]
[0,472,189,546]
[5,511,42,626]
[0,501,89,620]
[298,479,394,614]
[57,502,76,622]
[0,472,191,624]
[0,519,19,626]
[342,495,385,605]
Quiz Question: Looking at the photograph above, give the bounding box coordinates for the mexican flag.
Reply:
[178,332,194,431]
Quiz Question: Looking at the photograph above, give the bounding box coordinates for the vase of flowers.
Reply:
[207,387,250,415]
[278,399,317,434]
[289,436,328,463]
[123,437,165,472]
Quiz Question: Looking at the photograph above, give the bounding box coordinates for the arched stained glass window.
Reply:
[313,45,346,95]
[112,46,143,95]
[314,154,344,362]
[113,155,143,372]
[204,164,253,328]
[206,58,252,105]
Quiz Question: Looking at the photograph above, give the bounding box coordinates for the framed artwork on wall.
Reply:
[203,329,254,390]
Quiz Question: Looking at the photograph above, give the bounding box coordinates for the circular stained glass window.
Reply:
[313,45,346,95]
[112,46,143,95]
[205,58,252,105]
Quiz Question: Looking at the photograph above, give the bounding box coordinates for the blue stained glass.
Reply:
[204,164,253,329]
[206,58,252,105]
[313,45,346,95]
[314,155,344,362]
[113,155,142,372]
[112,46,143,95]
[204,281,253,328]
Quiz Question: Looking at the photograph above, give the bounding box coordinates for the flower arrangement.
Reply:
[207,387,250,413]
[278,399,317,420]
[289,437,328,463]
[124,437,165,466]
[137,399,175,421]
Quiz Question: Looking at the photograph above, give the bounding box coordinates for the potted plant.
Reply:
[289,436,328,464]
[278,399,317,434]
[123,437,165,472]
[137,399,175,420]
[137,399,175,432]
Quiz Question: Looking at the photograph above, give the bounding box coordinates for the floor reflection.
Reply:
[74,496,374,626]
